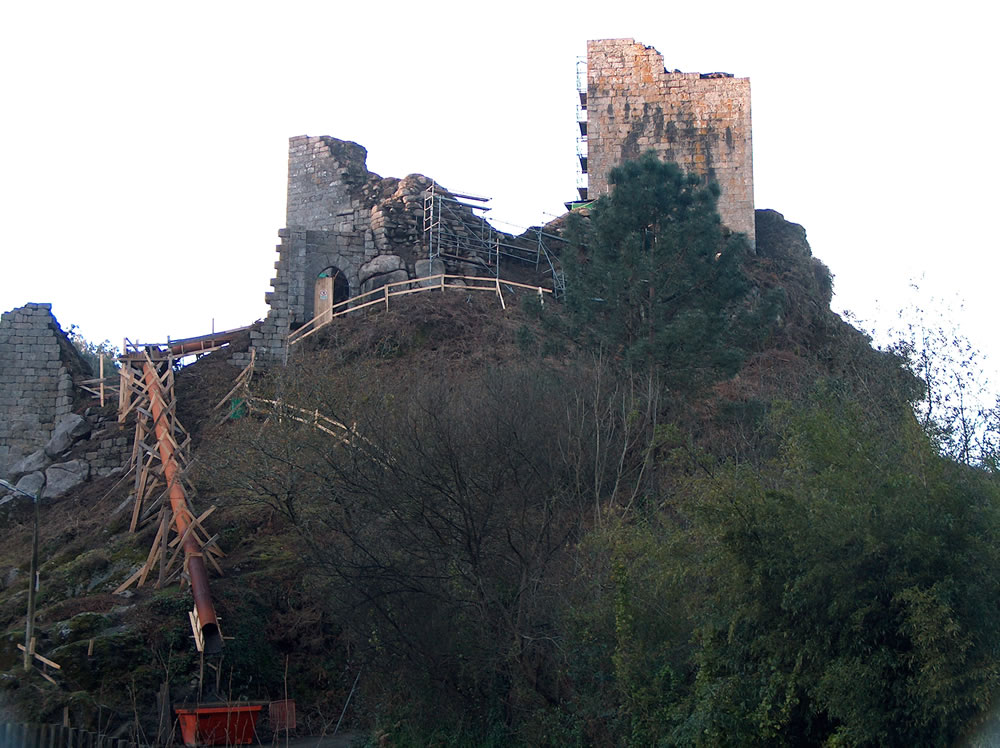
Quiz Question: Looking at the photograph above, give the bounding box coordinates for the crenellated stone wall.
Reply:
[586,38,755,247]
[0,303,89,473]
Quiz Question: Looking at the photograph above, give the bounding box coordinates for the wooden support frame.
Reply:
[113,348,225,599]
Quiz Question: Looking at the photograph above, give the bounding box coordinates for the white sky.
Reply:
[2,1,998,382]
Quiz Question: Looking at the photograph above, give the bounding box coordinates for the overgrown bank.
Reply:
[2,156,999,746]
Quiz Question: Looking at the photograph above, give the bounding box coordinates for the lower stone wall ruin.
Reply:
[0,303,133,503]
[0,303,87,474]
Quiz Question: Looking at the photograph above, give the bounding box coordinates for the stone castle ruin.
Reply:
[3,38,756,477]
[248,39,756,360]
[582,38,754,245]
[248,136,564,361]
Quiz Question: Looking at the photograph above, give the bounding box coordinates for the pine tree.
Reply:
[564,152,762,384]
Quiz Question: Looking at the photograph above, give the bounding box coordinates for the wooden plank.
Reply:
[17,644,61,670]
[205,548,224,576]
[157,510,169,588]
[137,516,167,587]
[189,610,205,652]
[129,457,151,533]
[212,363,255,411]
[113,567,143,594]
[167,506,216,549]
[388,285,432,298]
[201,533,226,558]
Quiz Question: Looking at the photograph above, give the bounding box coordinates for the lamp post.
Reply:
[0,477,40,672]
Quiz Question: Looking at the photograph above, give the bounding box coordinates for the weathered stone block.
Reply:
[415,259,446,287]
[15,471,46,498]
[42,459,90,499]
[359,254,405,284]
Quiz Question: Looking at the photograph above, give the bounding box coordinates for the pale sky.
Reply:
[2,1,997,383]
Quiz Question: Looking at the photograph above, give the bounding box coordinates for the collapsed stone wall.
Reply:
[248,136,494,361]
[586,38,755,247]
[0,407,132,506]
[0,303,89,473]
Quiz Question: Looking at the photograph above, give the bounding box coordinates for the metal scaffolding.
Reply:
[576,55,588,201]
[422,182,566,297]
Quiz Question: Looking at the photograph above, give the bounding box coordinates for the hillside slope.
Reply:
[2,209,995,746]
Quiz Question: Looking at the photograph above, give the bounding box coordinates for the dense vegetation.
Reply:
[4,153,999,745]
[202,155,1000,745]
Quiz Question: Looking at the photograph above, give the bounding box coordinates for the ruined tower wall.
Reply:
[0,304,81,472]
[586,39,755,246]
[249,136,452,361]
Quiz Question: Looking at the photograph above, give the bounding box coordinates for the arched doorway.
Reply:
[314,266,350,324]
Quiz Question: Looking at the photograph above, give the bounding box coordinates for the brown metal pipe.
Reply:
[142,362,223,654]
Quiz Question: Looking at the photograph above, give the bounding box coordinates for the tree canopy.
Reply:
[563,152,779,384]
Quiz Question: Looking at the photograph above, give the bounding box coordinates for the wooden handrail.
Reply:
[288,274,552,346]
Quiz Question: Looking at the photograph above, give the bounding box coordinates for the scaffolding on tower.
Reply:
[422,183,565,297]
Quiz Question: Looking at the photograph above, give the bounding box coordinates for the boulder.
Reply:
[415,258,446,287]
[359,254,404,284]
[44,414,92,458]
[42,460,90,499]
[361,269,410,295]
[15,471,46,499]
[8,449,51,481]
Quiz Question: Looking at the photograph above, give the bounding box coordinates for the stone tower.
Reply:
[584,39,755,246]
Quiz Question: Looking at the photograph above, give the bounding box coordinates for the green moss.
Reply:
[59,612,112,643]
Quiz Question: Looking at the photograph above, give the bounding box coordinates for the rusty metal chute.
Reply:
[141,360,223,654]
[116,342,225,655]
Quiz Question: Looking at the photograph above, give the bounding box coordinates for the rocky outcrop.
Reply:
[359,254,406,284]
[44,413,92,458]
[14,471,45,499]
[42,460,90,499]
[9,449,49,480]
[1,401,132,504]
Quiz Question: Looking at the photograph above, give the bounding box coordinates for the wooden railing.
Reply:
[287,273,552,347]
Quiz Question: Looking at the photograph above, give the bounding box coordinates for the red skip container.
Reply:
[175,704,263,746]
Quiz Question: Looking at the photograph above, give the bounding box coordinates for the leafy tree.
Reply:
[882,299,1000,468]
[67,324,120,375]
[563,152,778,384]
[669,386,1000,745]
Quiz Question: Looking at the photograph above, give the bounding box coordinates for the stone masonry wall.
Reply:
[0,303,85,472]
[586,39,755,247]
[249,136,491,361]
